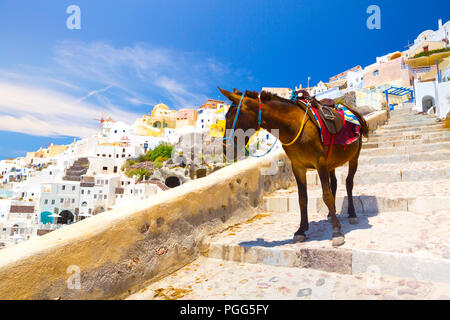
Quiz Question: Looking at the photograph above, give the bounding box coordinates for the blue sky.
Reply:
[0,0,448,159]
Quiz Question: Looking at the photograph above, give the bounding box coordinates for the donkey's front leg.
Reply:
[292,167,308,243]
[318,166,345,246]
[327,169,337,220]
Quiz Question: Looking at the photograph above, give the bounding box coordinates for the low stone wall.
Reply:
[365,110,388,133]
[0,152,294,300]
[0,112,386,300]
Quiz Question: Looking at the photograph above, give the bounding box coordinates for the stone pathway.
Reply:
[127,107,450,300]
[127,257,450,300]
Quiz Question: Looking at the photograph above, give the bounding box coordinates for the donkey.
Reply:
[219,88,368,246]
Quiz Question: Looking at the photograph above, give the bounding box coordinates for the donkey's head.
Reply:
[218,87,261,161]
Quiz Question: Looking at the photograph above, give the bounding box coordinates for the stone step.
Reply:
[374,124,444,134]
[360,142,450,156]
[381,120,439,129]
[375,124,444,134]
[127,255,450,300]
[363,137,450,149]
[201,210,450,286]
[359,150,450,165]
[367,131,450,143]
[388,116,436,123]
[303,162,450,185]
[264,193,450,215]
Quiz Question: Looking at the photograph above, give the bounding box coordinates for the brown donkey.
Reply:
[219,88,368,246]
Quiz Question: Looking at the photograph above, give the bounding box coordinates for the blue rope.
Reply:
[222,93,245,141]
[223,92,279,158]
[290,89,298,102]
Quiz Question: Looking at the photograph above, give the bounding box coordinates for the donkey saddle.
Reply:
[316,99,344,135]
[294,91,344,135]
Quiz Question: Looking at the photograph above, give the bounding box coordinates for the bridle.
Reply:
[222,92,309,157]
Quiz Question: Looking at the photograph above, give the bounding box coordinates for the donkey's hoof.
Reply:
[332,233,345,247]
[293,234,306,243]
[349,217,359,225]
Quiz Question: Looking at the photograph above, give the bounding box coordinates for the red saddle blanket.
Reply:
[310,107,360,146]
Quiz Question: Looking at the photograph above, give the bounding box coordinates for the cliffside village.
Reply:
[1,19,449,249]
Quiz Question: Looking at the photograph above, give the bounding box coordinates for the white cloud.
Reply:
[0,81,141,138]
[0,40,252,138]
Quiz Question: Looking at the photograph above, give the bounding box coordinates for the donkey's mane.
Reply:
[243,90,300,106]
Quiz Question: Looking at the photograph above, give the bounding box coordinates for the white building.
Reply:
[413,79,450,118]
[406,19,450,58]
[196,109,225,131]
[347,69,365,89]
[309,81,328,96]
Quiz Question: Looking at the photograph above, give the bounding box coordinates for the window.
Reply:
[82,202,87,207]
[423,45,429,52]
[72,186,76,191]
[60,199,64,203]
[105,180,109,185]
[51,200,55,205]
[114,130,117,133]
[81,190,84,195]
[44,199,48,205]
[94,195,97,199]
[114,166,118,173]
[87,190,91,195]
[62,185,66,191]
[103,167,108,171]
[104,195,107,200]
[72,199,75,204]
[373,70,379,76]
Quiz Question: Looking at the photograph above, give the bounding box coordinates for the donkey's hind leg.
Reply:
[346,152,360,225]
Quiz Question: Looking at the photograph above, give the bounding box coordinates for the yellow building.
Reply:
[210,120,226,138]
[134,104,178,137]
[26,144,68,162]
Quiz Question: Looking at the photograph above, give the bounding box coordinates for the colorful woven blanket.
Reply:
[310,104,361,146]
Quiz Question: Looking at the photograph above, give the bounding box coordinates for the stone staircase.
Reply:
[128,107,450,300]
[63,158,89,182]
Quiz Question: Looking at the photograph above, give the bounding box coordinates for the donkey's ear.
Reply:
[233,88,243,95]
[218,87,241,105]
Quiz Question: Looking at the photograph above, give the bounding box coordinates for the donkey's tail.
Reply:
[339,102,369,138]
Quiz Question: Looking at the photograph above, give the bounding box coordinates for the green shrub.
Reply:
[148,143,174,162]
[154,161,163,169]
[413,47,450,59]
[125,168,151,181]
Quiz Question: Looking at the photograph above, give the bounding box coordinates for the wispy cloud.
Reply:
[0,40,252,138]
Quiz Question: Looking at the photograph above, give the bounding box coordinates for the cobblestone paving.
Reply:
[128,257,450,300]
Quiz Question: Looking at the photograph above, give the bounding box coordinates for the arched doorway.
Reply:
[58,210,74,225]
[165,176,181,188]
[40,211,53,224]
[422,95,435,112]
